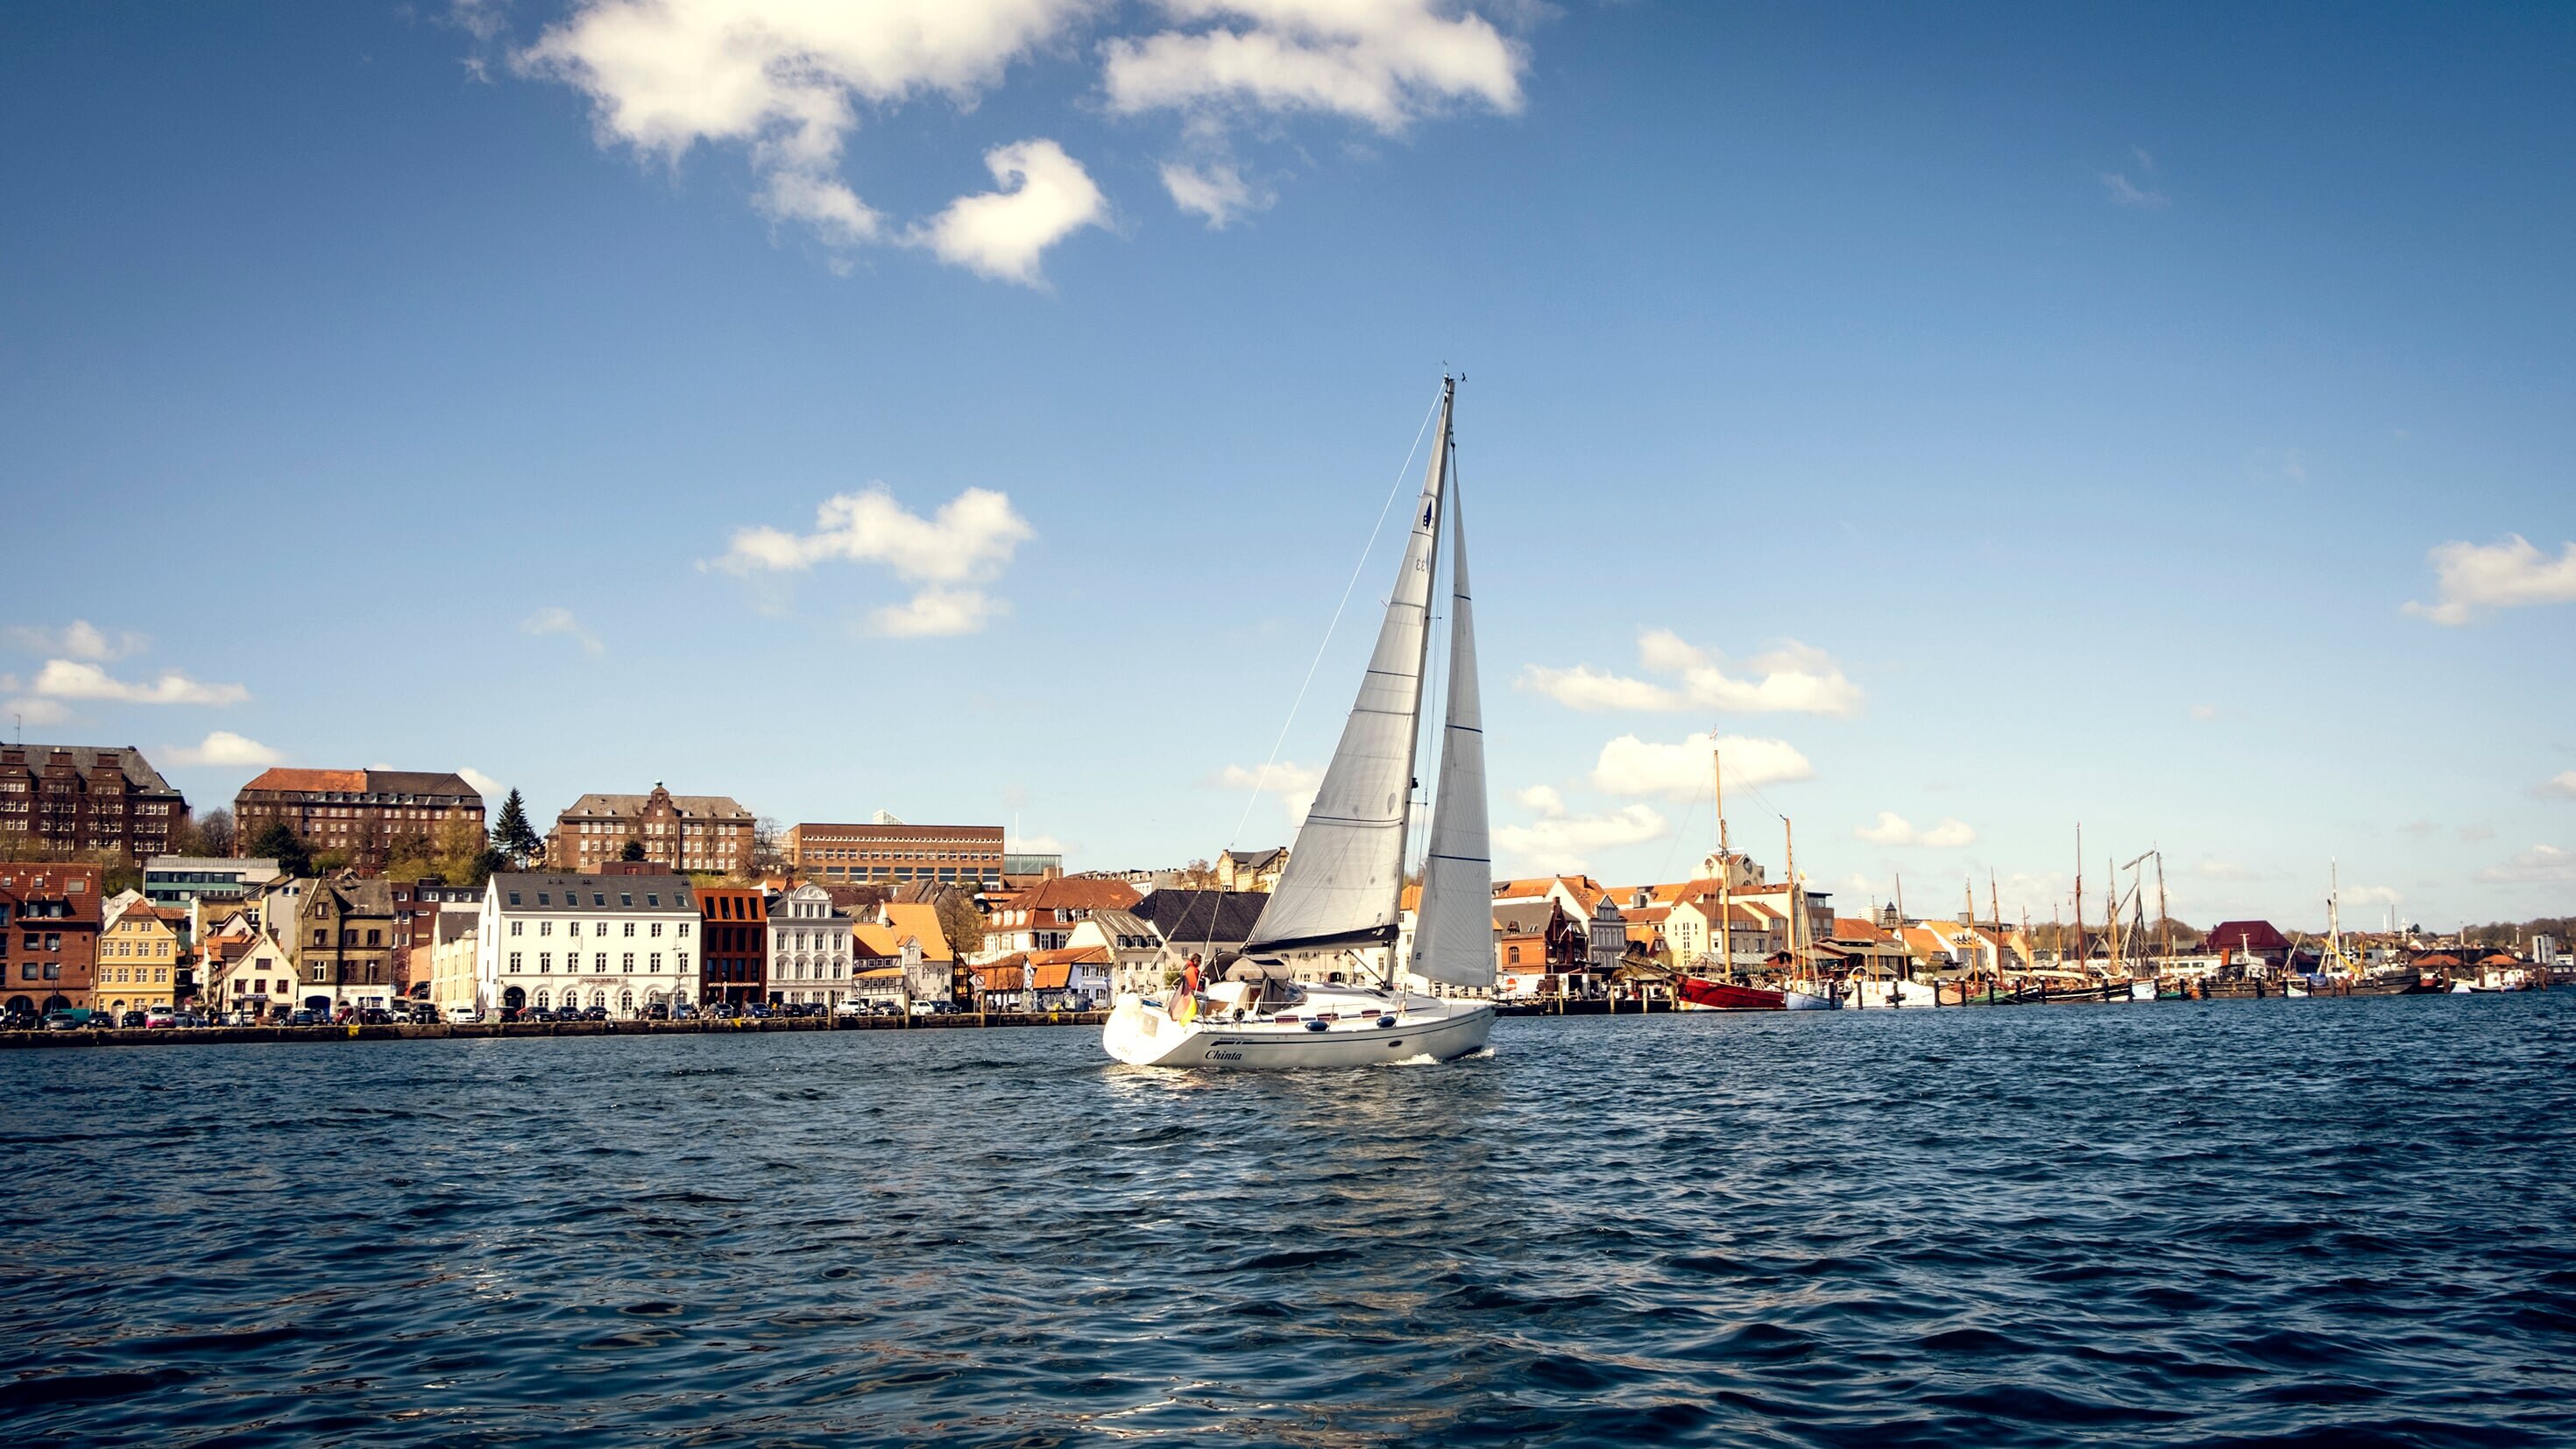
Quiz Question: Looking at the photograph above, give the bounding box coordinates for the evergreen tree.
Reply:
[492,788,542,865]
[621,839,646,862]
[247,820,312,878]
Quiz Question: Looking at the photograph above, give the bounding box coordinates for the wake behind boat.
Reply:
[1105,378,1497,1069]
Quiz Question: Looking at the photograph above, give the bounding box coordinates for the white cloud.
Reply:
[2404,535,2576,626]
[7,621,148,661]
[32,660,247,706]
[2458,823,2495,844]
[2540,771,2576,800]
[2,698,73,727]
[2099,171,2168,208]
[520,607,604,655]
[867,587,1009,638]
[1215,760,1323,824]
[718,484,1034,637]
[908,138,1108,286]
[459,767,504,799]
[1852,812,1977,849]
[1514,783,1564,816]
[1519,630,1861,717]
[1590,732,1812,802]
[1494,803,1667,874]
[515,0,1089,266]
[718,485,1032,581]
[2477,845,2576,886]
[1010,833,1067,854]
[2189,703,2219,721]
[1160,159,1267,227]
[2341,883,2403,908]
[1103,0,1524,131]
[166,731,284,768]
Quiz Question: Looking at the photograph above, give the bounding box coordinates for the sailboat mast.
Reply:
[1386,378,1456,986]
[1784,817,1800,976]
[1714,746,1731,980]
[2072,823,2085,971]
[2155,852,2169,962]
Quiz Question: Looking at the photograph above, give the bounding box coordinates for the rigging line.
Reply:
[1221,385,1447,853]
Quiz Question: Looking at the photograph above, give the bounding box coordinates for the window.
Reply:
[313,929,327,946]
[641,894,655,908]
[510,921,523,937]
[540,921,552,937]
[365,930,380,946]
[593,893,606,907]
[567,921,581,938]
[539,952,551,972]
[676,951,689,972]
[623,922,634,938]
[650,953,662,971]
[537,893,550,906]
[508,892,521,906]
[622,952,634,972]
[677,922,690,939]
[508,951,522,972]
[650,922,663,938]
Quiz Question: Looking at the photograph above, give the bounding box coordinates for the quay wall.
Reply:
[0,1011,1108,1050]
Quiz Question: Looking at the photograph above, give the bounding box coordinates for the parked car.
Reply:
[121,1010,149,1028]
[172,1012,209,1028]
[288,1009,322,1027]
[672,1003,697,1020]
[577,1005,606,1021]
[143,1007,176,1028]
[352,1008,390,1025]
[2,1010,38,1032]
[642,1002,670,1021]
[909,1000,945,1017]
[445,1005,480,1023]
[44,1011,82,1031]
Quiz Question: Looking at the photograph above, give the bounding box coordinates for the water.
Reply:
[3,993,2572,1446]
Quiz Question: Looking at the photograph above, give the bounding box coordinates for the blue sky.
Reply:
[4,2,2572,930]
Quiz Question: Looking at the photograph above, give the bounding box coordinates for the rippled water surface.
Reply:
[4,993,2573,1446]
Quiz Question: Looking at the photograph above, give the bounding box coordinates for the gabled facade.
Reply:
[234,767,483,873]
[0,746,185,859]
[764,882,852,1007]
[981,876,1142,958]
[551,785,754,876]
[287,876,401,1012]
[1067,908,1163,996]
[95,904,181,1014]
[1214,847,1289,893]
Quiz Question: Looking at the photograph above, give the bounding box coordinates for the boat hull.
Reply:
[1781,986,1840,1010]
[1677,979,1785,1011]
[1102,993,1493,1069]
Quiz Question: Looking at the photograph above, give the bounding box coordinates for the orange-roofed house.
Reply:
[1027,945,1113,1009]
[980,876,1141,961]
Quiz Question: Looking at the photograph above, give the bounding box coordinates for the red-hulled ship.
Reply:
[1677,978,1784,1011]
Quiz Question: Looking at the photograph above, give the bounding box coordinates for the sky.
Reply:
[4,2,2572,933]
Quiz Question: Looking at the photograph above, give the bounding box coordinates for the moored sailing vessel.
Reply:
[1102,378,1497,1069]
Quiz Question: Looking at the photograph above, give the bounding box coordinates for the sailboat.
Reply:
[1102,378,1499,1069]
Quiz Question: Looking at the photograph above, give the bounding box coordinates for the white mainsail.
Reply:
[1411,437,1492,989]
[1247,386,1452,954]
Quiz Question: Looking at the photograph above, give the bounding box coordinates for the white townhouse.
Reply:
[767,882,853,1007]
[475,873,699,1017]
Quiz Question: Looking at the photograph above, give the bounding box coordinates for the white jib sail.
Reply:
[1248,388,1451,954]
[1412,439,1493,989]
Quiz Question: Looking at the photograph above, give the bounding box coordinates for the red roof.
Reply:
[2205,920,2292,952]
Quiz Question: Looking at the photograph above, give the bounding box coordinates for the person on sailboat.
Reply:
[1169,954,1204,1024]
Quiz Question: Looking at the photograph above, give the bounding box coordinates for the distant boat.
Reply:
[1678,979,1784,1011]
[1781,983,1840,1010]
[1102,378,1497,1069]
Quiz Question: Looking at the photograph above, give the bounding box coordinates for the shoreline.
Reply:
[0,1010,1111,1049]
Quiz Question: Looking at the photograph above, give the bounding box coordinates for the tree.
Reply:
[621,840,646,862]
[384,832,436,882]
[197,807,235,858]
[429,814,503,887]
[1174,858,1219,889]
[491,789,542,866]
[751,816,783,875]
[933,887,990,963]
[248,821,311,878]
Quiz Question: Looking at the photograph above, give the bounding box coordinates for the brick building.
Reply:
[787,819,1004,888]
[552,785,754,876]
[233,768,485,873]
[697,885,769,1006]
[0,861,102,1014]
[0,745,186,859]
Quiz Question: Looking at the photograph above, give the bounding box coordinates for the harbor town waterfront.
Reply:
[4,997,2572,1445]
[10,3,2576,1445]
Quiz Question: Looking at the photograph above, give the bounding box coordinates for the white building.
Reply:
[1067,908,1162,998]
[768,882,854,1007]
[475,873,699,1017]
[426,908,479,1015]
